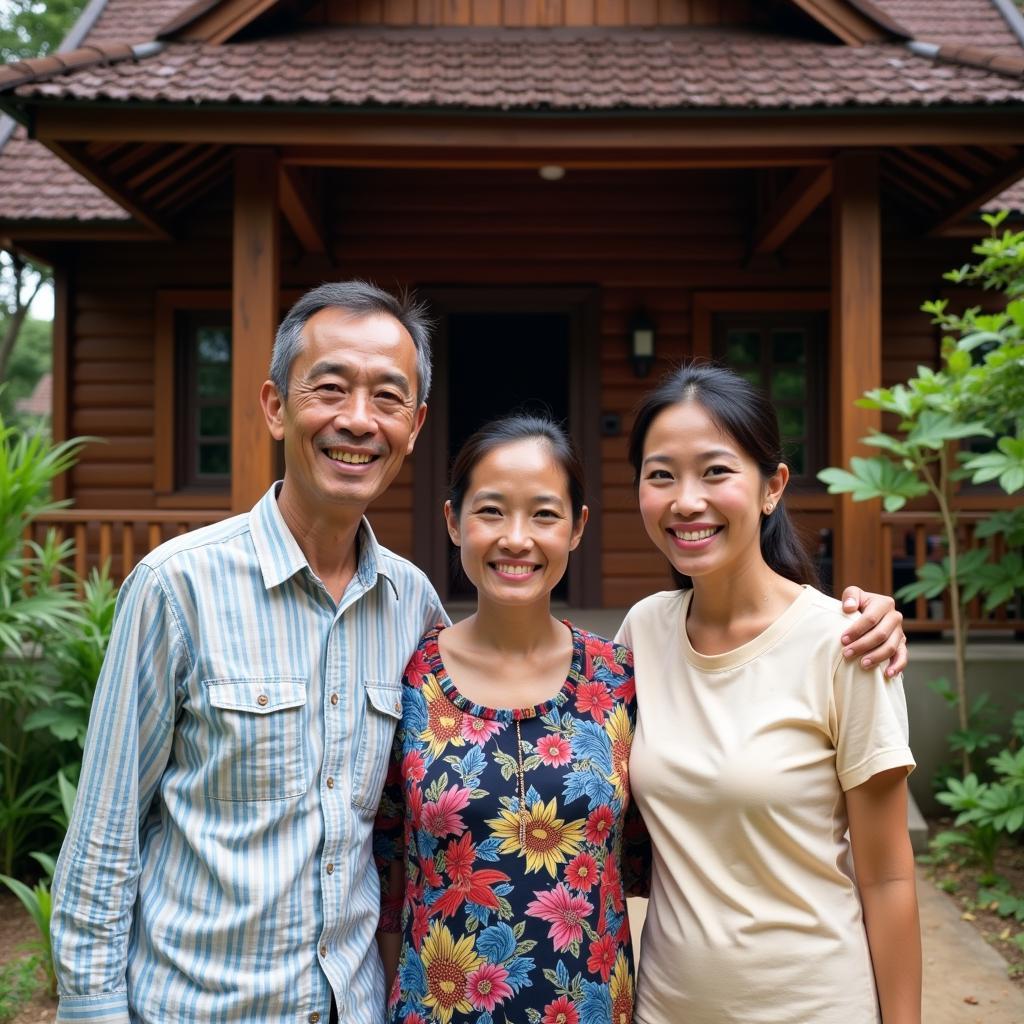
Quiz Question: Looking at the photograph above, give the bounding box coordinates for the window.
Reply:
[712,311,828,485]
[176,312,231,489]
[155,292,233,505]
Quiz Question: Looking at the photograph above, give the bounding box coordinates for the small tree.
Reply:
[819,212,1024,775]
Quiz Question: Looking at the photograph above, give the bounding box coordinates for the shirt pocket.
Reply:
[203,678,309,802]
[350,680,403,816]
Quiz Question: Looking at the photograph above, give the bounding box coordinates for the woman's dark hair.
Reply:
[627,362,817,589]
[449,414,586,524]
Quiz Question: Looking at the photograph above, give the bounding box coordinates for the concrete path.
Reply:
[917,865,1024,1023]
[626,866,1024,1021]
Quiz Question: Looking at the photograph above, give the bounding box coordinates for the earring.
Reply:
[764,502,774,514]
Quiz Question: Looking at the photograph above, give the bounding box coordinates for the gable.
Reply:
[165,0,904,43]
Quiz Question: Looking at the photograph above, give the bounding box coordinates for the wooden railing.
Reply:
[22,508,1024,635]
[881,511,1023,634]
[26,510,229,585]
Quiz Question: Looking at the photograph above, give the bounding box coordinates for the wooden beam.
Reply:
[786,0,893,44]
[173,0,281,43]
[750,165,832,257]
[32,107,1024,150]
[43,139,173,239]
[830,151,883,595]
[0,221,156,240]
[902,148,971,190]
[278,165,329,255]
[927,148,1024,236]
[231,148,280,514]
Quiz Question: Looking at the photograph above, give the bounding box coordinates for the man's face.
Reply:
[262,308,427,516]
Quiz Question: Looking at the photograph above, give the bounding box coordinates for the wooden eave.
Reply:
[3,97,1020,238]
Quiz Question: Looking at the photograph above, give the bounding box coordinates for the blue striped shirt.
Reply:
[51,484,447,1024]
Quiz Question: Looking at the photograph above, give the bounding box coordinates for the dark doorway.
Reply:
[414,288,602,608]
[446,312,571,599]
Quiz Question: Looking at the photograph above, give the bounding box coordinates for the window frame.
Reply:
[154,290,232,509]
[692,291,832,498]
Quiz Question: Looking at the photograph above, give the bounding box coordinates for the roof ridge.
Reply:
[907,38,1024,79]
[0,41,163,93]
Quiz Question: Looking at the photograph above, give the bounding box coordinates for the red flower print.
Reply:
[466,962,513,1012]
[430,833,512,919]
[421,786,471,837]
[405,648,432,685]
[586,933,617,982]
[404,1014,427,1024]
[402,749,426,783]
[613,675,636,703]
[536,733,573,768]
[602,855,624,913]
[461,714,504,746]
[409,784,423,829]
[586,806,614,845]
[542,995,580,1024]
[411,904,430,950]
[420,855,443,888]
[588,637,626,674]
[575,681,613,723]
[526,884,594,952]
[404,876,424,909]
[565,852,599,892]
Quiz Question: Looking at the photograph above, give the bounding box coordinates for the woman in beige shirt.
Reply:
[618,362,920,1024]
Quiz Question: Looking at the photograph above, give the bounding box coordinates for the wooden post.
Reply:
[231,148,280,513]
[51,264,71,500]
[830,151,883,594]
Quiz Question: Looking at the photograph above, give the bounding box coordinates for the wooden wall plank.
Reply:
[564,0,593,23]
[627,0,657,25]
[471,0,501,23]
[595,0,626,23]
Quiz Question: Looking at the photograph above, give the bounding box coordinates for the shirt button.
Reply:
[330,693,338,706]
[256,694,269,707]
[326,863,334,874]
[393,700,401,712]
[326,776,334,789]
[319,944,328,957]
[309,1014,321,1024]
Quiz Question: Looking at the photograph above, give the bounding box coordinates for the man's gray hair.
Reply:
[269,281,434,403]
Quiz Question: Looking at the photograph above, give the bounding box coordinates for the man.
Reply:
[51,282,445,1024]
[50,280,906,1023]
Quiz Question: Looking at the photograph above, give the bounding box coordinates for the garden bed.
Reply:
[0,894,54,1024]
[923,817,1024,990]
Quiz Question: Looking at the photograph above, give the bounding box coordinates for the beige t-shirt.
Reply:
[617,586,914,1024]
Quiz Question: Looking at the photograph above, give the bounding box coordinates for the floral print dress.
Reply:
[374,624,646,1024]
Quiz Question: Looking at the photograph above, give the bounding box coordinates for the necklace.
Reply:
[513,718,527,847]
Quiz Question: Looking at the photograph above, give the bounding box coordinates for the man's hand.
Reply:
[839,587,907,678]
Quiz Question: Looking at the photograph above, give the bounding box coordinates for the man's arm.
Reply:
[838,587,907,678]
[51,565,184,1024]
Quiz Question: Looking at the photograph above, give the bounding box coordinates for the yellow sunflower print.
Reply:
[420,920,483,1024]
[419,675,465,760]
[604,703,633,803]
[486,796,586,877]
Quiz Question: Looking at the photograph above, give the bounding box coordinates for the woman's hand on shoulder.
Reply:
[839,587,907,679]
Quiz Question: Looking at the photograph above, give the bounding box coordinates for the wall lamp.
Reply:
[628,310,655,377]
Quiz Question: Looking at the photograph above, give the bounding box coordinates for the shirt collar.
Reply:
[249,482,399,599]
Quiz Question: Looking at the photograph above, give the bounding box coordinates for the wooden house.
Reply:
[1,0,1023,627]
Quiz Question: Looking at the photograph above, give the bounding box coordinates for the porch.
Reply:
[28,507,1024,635]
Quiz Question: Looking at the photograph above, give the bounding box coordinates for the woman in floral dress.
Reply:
[374,415,646,1024]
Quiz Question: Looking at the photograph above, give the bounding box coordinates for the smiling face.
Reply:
[261,307,427,519]
[638,400,787,586]
[445,438,588,611]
